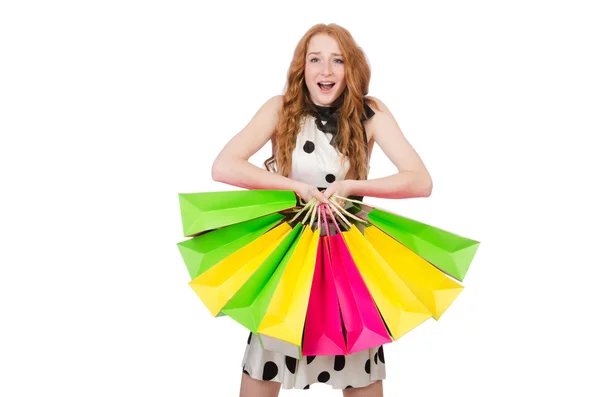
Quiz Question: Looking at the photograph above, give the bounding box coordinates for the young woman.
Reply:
[211,23,432,397]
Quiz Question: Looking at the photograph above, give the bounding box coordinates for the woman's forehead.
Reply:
[307,34,341,54]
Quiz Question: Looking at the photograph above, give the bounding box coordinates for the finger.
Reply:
[326,188,339,201]
[313,190,328,204]
[307,187,319,202]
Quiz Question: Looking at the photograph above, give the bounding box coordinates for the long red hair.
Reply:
[264,24,377,181]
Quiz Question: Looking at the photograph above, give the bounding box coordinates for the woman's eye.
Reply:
[334,58,344,64]
[310,57,320,63]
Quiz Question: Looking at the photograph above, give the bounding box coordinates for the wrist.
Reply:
[343,179,358,197]
[290,180,308,195]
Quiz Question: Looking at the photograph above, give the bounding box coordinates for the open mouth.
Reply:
[317,82,335,93]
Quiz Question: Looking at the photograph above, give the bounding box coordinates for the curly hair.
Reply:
[263,24,377,181]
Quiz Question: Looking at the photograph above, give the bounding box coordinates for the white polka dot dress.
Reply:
[242,332,386,390]
[288,115,350,188]
[241,104,386,390]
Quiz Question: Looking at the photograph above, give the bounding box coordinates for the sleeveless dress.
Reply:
[240,102,386,390]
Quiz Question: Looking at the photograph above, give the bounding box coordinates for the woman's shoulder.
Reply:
[263,95,284,111]
[363,96,399,141]
[249,95,284,124]
[364,96,393,117]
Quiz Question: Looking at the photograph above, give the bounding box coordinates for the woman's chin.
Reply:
[310,91,342,106]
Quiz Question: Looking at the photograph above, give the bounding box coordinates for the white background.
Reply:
[1,0,599,396]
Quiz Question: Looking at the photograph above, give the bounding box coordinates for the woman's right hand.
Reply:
[294,183,329,205]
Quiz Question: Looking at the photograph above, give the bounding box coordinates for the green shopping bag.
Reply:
[178,190,298,237]
[220,223,303,332]
[177,213,285,279]
[365,207,479,282]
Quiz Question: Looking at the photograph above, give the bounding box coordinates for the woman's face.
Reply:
[304,34,346,107]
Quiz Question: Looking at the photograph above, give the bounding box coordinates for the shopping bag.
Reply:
[246,226,307,359]
[179,189,297,237]
[364,225,464,320]
[325,207,392,354]
[258,225,320,352]
[258,334,305,360]
[188,222,291,316]
[359,205,479,282]
[177,213,285,279]
[301,233,346,356]
[220,223,303,332]
[342,224,433,339]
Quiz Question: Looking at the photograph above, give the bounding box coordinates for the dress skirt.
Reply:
[241,332,386,390]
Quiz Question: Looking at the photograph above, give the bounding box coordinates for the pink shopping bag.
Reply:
[302,223,346,356]
[325,205,392,354]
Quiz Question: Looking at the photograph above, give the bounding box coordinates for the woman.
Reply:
[211,24,432,397]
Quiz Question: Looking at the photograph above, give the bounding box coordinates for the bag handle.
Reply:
[325,204,344,235]
[289,195,370,229]
[327,197,371,226]
[290,197,315,224]
[317,202,321,231]
[321,205,331,237]
[309,199,319,228]
[331,194,365,206]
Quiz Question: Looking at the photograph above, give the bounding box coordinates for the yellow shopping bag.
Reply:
[364,226,464,320]
[342,225,432,340]
[189,223,291,316]
[258,225,320,347]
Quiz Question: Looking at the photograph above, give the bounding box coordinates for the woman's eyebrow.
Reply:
[306,51,343,57]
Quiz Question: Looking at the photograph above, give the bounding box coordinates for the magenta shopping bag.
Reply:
[325,206,392,354]
[302,234,346,356]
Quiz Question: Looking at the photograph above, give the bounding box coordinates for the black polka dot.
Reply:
[262,361,278,381]
[378,346,385,364]
[365,359,371,374]
[334,355,346,371]
[303,385,310,389]
[247,332,252,344]
[374,352,378,365]
[345,385,354,389]
[303,140,315,154]
[285,356,297,374]
[318,371,331,383]
[306,356,316,365]
[325,174,336,183]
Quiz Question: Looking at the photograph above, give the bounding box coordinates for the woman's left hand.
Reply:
[323,180,353,207]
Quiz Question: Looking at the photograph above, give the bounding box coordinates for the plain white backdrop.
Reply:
[1,1,599,396]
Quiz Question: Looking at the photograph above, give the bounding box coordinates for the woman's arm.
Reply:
[211,95,296,190]
[326,97,433,200]
[211,95,328,203]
